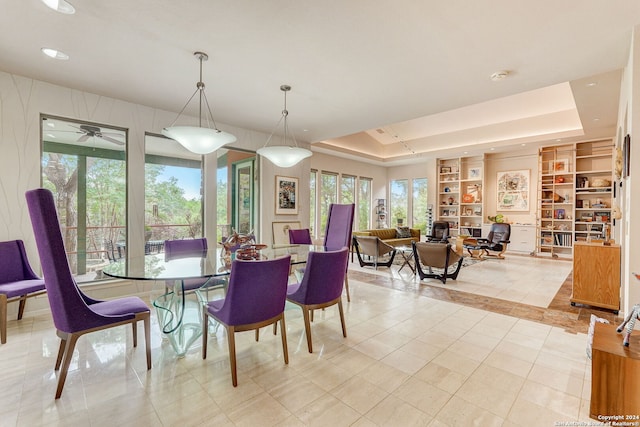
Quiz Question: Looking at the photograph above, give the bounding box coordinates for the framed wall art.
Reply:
[496,169,530,211]
[275,175,298,215]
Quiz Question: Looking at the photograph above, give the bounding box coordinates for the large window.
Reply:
[340,175,356,204]
[320,172,338,236]
[412,178,428,234]
[41,116,127,283]
[390,179,409,227]
[144,134,203,247]
[358,177,372,230]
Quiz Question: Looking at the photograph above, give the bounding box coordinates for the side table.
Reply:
[396,245,415,274]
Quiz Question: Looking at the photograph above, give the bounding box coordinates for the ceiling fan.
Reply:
[73,124,124,146]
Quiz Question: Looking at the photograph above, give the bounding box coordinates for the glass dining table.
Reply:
[102,244,320,356]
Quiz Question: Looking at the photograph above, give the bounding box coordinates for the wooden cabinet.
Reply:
[572,242,620,311]
[590,322,640,419]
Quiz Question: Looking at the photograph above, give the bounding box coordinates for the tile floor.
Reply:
[0,255,622,426]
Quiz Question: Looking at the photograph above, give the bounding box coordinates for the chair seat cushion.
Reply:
[0,279,45,299]
[90,297,149,316]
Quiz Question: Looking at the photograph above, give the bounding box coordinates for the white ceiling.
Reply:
[1,1,638,165]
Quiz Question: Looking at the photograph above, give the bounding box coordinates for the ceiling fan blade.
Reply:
[101,131,123,137]
[77,134,90,143]
[101,135,125,146]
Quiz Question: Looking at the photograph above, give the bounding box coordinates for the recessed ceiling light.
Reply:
[41,48,69,60]
[490,147,495,151]
[490,70,509,81]
[556,139,562,142]
[593,118,600,122]
[463,151,468,154]
[41,0,75,14]
[586,82,597,87]
[521,143,526,146]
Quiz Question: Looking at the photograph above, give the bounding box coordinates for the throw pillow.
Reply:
[396,226,412,238]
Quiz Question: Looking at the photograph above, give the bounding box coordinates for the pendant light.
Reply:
[162,52,236,155]
[257,85,312,168]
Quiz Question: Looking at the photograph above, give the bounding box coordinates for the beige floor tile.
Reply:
[393,377,452,416]
[296,393,361,427]
[433,395,504,427]
[380,349,429,375]
[365,394,433,426]
[414,362,468,394]
[356,361,410,393]
[225,392,292,427]
[527,364,584,397]
[270,377,328,413]
[330,375,389,414]
[518,379,581,419]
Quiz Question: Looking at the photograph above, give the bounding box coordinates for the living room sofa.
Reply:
[352,227,421,247]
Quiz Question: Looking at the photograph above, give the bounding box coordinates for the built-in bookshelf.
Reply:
[437,156,484,238]
[536,139,613,258]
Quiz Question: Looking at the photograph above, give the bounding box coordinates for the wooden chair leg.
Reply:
[279,316,289,364]
[0,294,6,344]
[255,328,260,341]
[344,276,351,302]
[338,299,347,338]
[56,333,80,399]
[17,295,27,320]
[141,312,151,370]
[55,332,67,370]
[132,321,138,347]
[202,311,209,359]
[226,326,238,387]
[302,308,313,353]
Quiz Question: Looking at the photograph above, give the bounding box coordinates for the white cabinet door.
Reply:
[508,225,536,253]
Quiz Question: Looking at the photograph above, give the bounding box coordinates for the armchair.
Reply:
[427,221,450,243]
[463,223,511,259]
[412,241,463,284]
[352,235,397,269]
[0,240,46,344]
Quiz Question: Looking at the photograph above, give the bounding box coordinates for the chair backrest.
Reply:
[295,248,349,305]
[25,188,110,333]
[164,238,207,260]
[215,255,291,326]
[354,236,394,257]
[0,240,40,285]
[323,203,355,250]
[414,241,460,269]
[288,228,313,244]
[488,223,511,244]
[429,221,450,241]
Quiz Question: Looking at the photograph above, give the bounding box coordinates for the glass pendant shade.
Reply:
[163,51,235,155]
[259,84,312,168]
[162,126,236,155]
[257,146,312,168]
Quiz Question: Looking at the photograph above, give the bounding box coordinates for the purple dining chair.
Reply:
[164,238,221,291]
[0,240,46,344]
[286,247,349,353]
[25,188,151,399]
[288,228,313,244]
[323,203,355,301]
[202,255,291,387]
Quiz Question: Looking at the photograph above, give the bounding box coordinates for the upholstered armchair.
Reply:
[412,241,463,284]
[463,223,511,259]
[352,235,397,269]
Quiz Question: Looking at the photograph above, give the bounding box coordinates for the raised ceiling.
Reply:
[1,1,637,165]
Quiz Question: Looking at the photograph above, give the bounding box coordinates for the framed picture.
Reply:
[469,167,481,179]
[440,166,451,173]
[272,221,301,246]
[275,176,298,214]
[624,134,631,178]
[496,169,530,211]
[551,158,569,173]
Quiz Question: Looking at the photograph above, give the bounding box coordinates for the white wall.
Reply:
[616,25,640,316]
[484,149,539,225]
